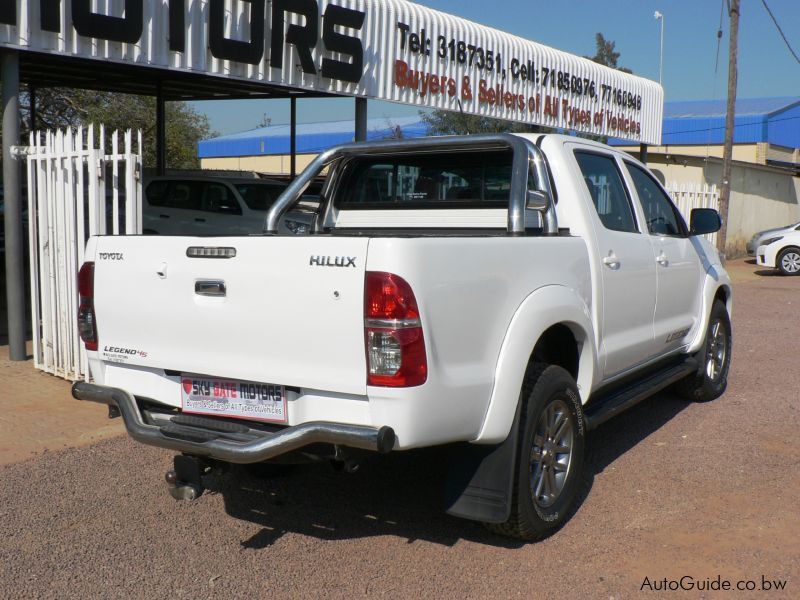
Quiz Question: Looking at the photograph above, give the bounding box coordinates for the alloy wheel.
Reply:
[529,398,574,508]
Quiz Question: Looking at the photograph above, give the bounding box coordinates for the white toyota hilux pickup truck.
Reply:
[73,133,732,540]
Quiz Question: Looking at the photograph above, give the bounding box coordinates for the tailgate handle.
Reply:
[195,280,226,297]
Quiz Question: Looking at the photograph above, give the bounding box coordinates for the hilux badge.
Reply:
[309,256,357,267]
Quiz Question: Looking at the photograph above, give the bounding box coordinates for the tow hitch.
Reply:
[165,455,222,501]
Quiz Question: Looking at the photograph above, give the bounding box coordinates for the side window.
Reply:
[162,182,201,211]
[145,181,169,206]
[626,163,686,236]
[235,183,284,211]
[201,183,242,215]
[574,152,638,234]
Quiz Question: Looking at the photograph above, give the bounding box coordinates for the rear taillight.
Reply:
[77,262,98,351]
[364,272,427,387]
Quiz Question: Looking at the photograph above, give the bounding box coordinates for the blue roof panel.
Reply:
[664,97,800,118]
[608,96,800,147]
[199,98,800,156]
[199,115,429,158]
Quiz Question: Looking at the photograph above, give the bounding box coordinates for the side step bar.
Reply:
[584,358,698,431]
[72,382,396,463]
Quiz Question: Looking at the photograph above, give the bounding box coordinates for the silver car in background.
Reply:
[747,221,800,255]
[143,176,319,236]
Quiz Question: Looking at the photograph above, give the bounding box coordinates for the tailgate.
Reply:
[91,236,369,396]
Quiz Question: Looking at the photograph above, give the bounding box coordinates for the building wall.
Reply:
[200,154,318,174]
[619,143,763,164]
[645,154,800,256]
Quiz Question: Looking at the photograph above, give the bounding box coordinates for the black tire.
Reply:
[674,299,732,402]
[777,247,800,276]
[486,363,586,540]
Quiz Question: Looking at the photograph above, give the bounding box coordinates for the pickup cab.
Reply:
[72,133,732,540]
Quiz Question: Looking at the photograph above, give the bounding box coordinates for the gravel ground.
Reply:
[1,268,798,599]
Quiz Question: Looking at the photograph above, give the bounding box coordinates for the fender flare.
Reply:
[687,267,733,354]
[472,285,597,444]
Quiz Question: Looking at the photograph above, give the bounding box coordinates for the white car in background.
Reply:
[746,221,800,256]
[143,176,319,236]
[756,229,800,275]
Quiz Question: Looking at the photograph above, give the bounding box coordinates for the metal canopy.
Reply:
[1,0,663,144]
[18,51,337,102]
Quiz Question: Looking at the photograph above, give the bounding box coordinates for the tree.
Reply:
[11,88,213,169]
[256,114,272,128]
[585,33,633,73]
[420,109,538,136]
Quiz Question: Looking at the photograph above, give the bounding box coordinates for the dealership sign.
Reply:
[0,0,663,143]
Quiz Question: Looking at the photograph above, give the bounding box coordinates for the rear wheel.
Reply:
[777,247,800,276]
[675,299,731,402]
[486,363,586,540]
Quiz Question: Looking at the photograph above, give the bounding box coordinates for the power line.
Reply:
[760,0,800,65]
[714,0,725,73]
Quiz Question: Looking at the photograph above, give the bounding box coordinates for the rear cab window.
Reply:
[336,150,514,209]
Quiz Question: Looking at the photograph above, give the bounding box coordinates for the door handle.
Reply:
[656,252,669,267]
[195,218,206,223]
[602,253,620,270]
[159,214,170,219]
[195,280,226,297]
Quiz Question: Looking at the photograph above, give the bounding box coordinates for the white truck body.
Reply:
[73,133,732,535]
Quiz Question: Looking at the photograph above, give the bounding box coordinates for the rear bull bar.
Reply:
[71,382,396,464]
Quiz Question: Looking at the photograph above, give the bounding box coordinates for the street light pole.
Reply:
[654,11,664,85]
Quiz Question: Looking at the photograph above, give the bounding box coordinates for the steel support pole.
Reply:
[639,144,648,163]
[156,82,166,176]
[290,96,297,178]
[355,97,367,142]
[717,0,740,256]
[3,50,26,359]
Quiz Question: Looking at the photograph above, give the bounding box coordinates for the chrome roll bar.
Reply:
[263,133,557,235]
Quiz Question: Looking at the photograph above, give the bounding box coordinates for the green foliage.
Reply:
[18,88,213,169]
[585,33,633,73]
[420,110,540,136]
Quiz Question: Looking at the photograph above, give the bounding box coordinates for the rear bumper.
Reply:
[71,381,395,463]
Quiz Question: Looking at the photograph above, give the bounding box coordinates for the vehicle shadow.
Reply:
[207,392,691,549]
[753,269,782,277]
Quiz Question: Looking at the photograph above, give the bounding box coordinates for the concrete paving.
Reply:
[0,343,123,466]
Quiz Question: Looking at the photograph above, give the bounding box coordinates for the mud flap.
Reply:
[443,403,521,523]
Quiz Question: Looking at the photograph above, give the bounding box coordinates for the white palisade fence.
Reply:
[25,126,142,381]
[666,182,720,246]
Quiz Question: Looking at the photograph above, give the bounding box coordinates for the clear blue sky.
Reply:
[192,0,800,136]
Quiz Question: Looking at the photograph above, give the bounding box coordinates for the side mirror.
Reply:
[526,190,550,211]
[690,208,722,235]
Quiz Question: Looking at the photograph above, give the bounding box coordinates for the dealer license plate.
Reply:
[180,375,287,423]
